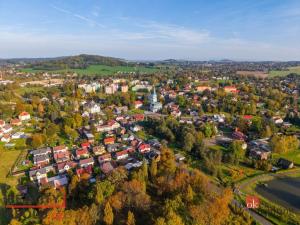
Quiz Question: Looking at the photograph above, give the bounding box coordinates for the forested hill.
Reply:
[21,54,129,70]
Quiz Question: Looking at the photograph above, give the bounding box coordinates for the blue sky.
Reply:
[0,0,300,60]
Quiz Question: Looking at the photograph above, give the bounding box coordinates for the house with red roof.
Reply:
[76,148,89,159]
[1,134,11,143]
[18,111,31,121]
[100,162,114,174]
[56,161,77,173]
[134,100,143,109]
[115,150,129,160]
[81,142,90,149]
[243,115,253,120]
[79,157,94,168]
[224,86,239,94]
[53,151,70,163]
[98,153,112,164]
[138,143,151,154]
[53,145,68,154]
[104,137,115,145]
[2,125,12,133]
[10,119,21,126]
[133,114,144,121]
[76,165,93,178]
[96,120,120,132]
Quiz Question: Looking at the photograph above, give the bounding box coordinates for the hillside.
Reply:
[21,54,128,71]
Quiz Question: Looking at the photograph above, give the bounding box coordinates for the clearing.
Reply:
[19,64,159,76]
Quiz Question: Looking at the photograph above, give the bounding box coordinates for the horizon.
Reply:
[1,0,300,60]
[1,54,300,63]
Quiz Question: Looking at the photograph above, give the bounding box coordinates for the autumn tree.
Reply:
[159,147,176,175]
[150,159,158,179]
[103,202,114,225]
[126,211,135,225]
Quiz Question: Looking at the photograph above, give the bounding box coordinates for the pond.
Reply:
[256,177,300,213]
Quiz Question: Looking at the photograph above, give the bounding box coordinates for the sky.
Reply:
[0,0,300,60]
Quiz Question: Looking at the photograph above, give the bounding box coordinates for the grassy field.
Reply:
[269,66,300,77]
[0,149,21,187]
[20,64,159,75]
[273,150,300,165]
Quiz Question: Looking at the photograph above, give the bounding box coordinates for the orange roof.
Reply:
[19,111,29,116]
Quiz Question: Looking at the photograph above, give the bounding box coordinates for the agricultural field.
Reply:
[236,71,268,78]
[256,176,300,213]
[269,66,300,77]
[19,64,159,76]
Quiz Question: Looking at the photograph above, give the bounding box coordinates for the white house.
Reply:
[18,111,31,121]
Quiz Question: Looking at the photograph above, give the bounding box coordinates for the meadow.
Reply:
[0,149,21,187]
[269,66,300,77]
[273,150,300,165]
[20,64,159,76]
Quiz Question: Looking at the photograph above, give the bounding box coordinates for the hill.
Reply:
[21,54,128,71]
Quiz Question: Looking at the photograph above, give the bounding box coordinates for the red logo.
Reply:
[246,195,260,209]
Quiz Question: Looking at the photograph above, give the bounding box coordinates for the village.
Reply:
[0,71,299,195]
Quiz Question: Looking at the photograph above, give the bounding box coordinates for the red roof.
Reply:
[138,143,150,152]
[134,100,143,105]
[104,137,115,145]
[243,115,253,120]
[76,148,88,156]
[54,152,69,160]
[98,153,112,162]
[57,161,77,170]
[116,150,129,157]
[19,111,29,116]
[134,114,144,121]
[53,145,67,152]
[81,142,90,148]
[76,165,93,177]
[10,119,21,125]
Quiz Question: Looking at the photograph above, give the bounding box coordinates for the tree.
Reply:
[159,147,176,175]
[186,185,194,203]
[183,132,195,152]
[228,140,245,162]
[150,159,158,179]
[126,211,135,225]
[165,210,184,225]
[155,218,166,225]
[142,159,149,181]
[270,134,299,153]
[103,202,114,225]
[30,133,45,148]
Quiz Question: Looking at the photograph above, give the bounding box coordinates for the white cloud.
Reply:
[50,5,105,28]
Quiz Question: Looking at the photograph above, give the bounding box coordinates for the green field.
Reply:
[20,64,159,75]
[0,149,21,187]
[269,66,300,77]
[273,149,300,165]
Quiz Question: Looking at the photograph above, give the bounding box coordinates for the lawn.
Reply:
[269,66,300,77]
[19,64,159,76]
[272,149,300,165]
[0,149,21,187]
